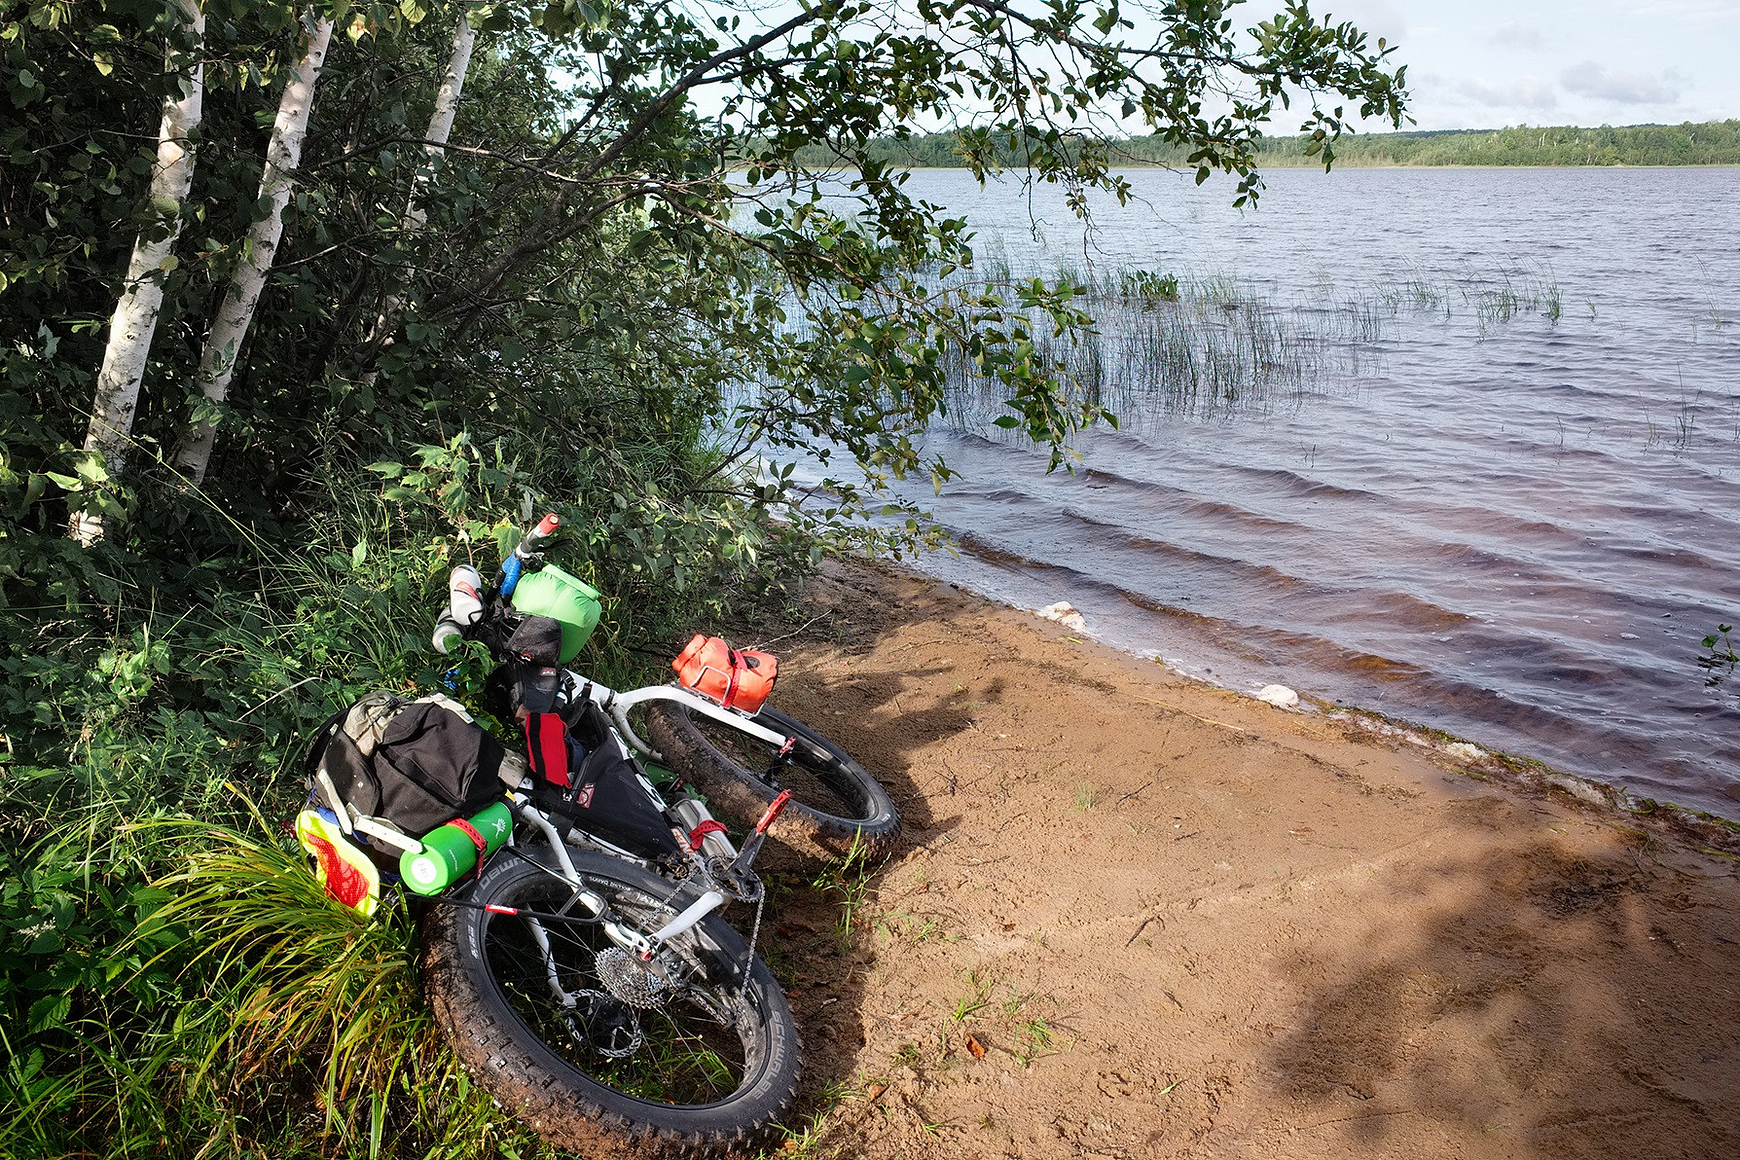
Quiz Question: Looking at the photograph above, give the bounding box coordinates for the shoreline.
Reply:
[877,552,1740,845]
[761,556,1740,1158]
[765,162,1740,172]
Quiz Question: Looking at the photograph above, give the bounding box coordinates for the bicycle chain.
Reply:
[740,890,766,1001]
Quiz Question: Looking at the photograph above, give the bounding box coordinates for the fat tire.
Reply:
[423,848,800,1156]
[646,701,900,861]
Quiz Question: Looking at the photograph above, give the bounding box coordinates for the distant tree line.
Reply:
[795,120,1740,169]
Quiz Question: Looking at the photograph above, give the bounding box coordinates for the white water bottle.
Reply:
[432,605,463,654]
[448,565,484,627]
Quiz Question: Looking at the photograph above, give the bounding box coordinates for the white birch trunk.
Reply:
[360,2,479,375]
[408,3,478,231]
[174,9,335,486]
[71,3,205,545]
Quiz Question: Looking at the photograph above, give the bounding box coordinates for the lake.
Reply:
[864,166,1740,817]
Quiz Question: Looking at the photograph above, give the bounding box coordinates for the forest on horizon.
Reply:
[794,120,1740,170]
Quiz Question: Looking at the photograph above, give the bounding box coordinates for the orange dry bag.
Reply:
[672,635,779,714]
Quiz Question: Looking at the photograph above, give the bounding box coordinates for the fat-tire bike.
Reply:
[415,514,898,1153]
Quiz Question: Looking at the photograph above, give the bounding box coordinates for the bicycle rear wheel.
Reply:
[423,848,800,1154]
[646,700,900,860]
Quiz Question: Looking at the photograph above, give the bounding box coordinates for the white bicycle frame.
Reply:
[568,672,792,759]
[437,524,795,1005]
[502,670,786,968]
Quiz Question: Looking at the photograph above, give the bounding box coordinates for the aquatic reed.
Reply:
[739,253,1576,442]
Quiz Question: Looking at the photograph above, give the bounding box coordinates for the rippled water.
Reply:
[872,167,1740,816]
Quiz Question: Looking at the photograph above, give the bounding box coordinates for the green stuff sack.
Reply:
[511,565,602,663]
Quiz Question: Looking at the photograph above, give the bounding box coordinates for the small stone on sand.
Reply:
[1255,684,1299,709]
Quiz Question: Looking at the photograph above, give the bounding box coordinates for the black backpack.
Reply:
[305,691,520,843]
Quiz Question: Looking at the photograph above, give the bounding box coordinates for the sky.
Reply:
[1323,1,1740,130]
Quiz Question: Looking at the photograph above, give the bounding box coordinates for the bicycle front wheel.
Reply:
[646,701,900,860]
[423,849,800,1154]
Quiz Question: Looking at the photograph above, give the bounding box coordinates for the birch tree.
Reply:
[173,6,335,486]
[70,1,205,545]
[359,0,480,373]
[410,0,479,230]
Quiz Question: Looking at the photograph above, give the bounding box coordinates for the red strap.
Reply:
[723,649,743,710]
[687,820,729,852]
[449,817,487,856]
[448,815,489,880]
[525,713,570,787]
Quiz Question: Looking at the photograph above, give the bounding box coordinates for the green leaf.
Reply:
[28,993,70,1034]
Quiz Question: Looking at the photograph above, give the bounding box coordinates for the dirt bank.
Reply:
[748,560,1740,1160]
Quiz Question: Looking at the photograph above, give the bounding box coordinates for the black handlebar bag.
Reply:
[468,612,685,864]
[305,691,513,858]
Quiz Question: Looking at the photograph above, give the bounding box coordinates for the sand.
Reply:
[746,560,1740,1160]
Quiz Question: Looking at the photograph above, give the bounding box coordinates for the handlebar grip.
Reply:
[500,513,562,600]
[516,513,561,559]
[500,554,525,598]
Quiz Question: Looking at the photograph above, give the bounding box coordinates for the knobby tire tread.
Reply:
[646,701,900,861]
[422,851,800,1157]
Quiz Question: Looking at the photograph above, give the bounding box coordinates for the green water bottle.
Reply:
[399,801,513,895]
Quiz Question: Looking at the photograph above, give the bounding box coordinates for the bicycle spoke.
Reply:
[482,877,752,1105]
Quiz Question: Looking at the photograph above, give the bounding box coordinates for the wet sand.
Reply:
[751,559,1740,1160]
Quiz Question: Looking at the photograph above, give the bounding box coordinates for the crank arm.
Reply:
[723,790,793,881]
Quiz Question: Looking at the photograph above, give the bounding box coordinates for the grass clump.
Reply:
[811,834,885,951]
[929,257,1577,436]
[2,805,542,1160]
[1,451,814,1156]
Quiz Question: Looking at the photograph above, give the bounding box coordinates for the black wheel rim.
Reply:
[479,871,761,1107]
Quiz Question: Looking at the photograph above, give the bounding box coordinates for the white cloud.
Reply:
[1628,1,1740,21]
[1560,61,1685,104]
[1448,75,1560,109]
[1321,1,1409,40]
[1485,22,1545,49]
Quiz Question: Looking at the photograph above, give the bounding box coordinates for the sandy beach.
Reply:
[745,559,1740,1160]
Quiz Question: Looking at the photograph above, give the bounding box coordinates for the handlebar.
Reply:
[433,513,563,653]
[499,512,561,598]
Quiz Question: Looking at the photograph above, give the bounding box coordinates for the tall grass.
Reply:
[2,807,543,1159]
[2,457,794,1158]
[935,271,1349,431]
[736,254,1570,447]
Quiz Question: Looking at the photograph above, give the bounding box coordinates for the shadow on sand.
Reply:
[1264,794,1740,1158]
